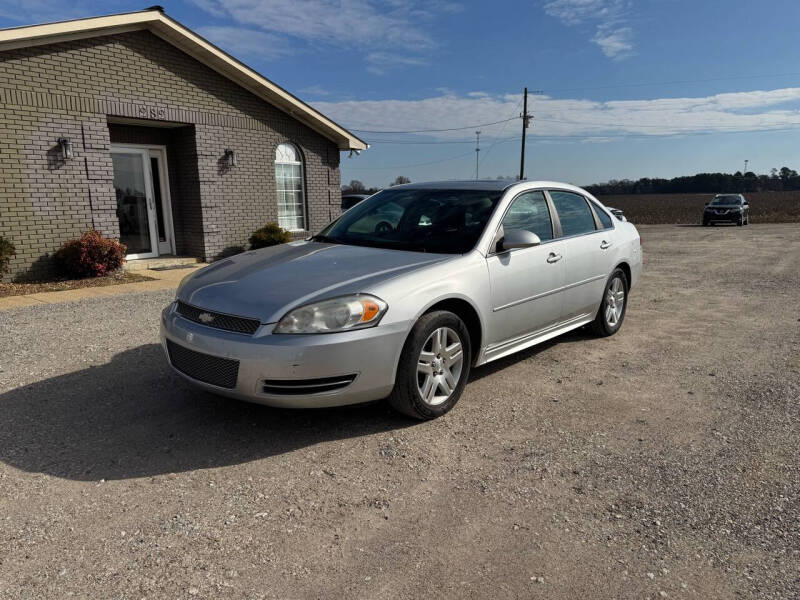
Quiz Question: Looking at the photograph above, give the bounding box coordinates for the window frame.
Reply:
[587,198,615,230]
[489,189,559,255]
[275,142,307,232]
[545,189,606,239]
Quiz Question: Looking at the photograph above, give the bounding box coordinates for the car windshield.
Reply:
[315,188,503,253]
[711,196,742,205]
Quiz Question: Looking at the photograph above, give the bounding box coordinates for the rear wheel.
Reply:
[590,268,628,337]
[387,311,471,420]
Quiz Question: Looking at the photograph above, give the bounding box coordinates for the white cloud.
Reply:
[297,84,336,97]
[592,26,633,59]
[197,26,290,61]
[366,52,428,75]
[543,0,635,60]
[0,0,106,22]
[312,88,800,140]
[190,0,453,73]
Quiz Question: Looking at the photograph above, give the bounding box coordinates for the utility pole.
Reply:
[744,159,749,173]
[475,130,481,179]
[519,87,532,180]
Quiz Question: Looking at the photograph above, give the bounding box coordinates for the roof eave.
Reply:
[0,9,367,151]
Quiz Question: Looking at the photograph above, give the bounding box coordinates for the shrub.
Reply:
[54,229,126,278]
[0,236,15,277]
[249,223,292,249]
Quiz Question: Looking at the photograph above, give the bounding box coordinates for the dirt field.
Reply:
[1,224,798,599]
[596,191,800,224]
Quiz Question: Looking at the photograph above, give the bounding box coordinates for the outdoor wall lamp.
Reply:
[224,148,237,168]
[57,137,73,160]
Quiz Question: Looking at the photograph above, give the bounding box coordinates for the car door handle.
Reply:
[600,240,612,250]
[546,252,562,263]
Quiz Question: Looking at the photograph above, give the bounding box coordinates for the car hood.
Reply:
[177,241,452,323]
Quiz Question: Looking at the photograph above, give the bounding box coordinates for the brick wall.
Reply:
[0,29,342,281]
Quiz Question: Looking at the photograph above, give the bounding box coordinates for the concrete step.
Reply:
[124,256,201,272]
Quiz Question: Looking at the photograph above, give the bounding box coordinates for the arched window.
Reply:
[275,143,306,231]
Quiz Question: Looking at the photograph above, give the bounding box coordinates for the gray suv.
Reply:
[703,194,749,226]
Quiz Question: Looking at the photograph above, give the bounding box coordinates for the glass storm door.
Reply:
[111,146,173,259]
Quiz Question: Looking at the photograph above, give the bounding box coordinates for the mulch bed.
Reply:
[0,272,154,298]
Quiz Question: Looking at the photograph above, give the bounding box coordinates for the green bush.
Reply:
[249,223,292,249]
[0,236,15,277]
[54,229,126,278]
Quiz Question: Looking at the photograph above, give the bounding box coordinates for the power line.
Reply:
[533,116,800,130]
[345,149,477,170]
[344,124,800,173]
[346,117,518,134]
[541,72,800,94]
[362,122,800,148]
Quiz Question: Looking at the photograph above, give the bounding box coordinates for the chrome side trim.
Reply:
[481,313,594,363]
[492,274,606,312]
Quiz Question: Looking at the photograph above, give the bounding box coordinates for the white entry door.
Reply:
[111,145,175,259]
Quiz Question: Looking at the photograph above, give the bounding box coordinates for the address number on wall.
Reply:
[138,105,167,119]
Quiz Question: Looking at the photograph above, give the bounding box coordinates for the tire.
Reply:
[737,219,743,226]
[702,220,709,227]
[387,310,471,420]
[590,268,628,337]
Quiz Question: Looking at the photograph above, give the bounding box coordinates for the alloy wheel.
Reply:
[605,277,625,327]
[417,327,464,406]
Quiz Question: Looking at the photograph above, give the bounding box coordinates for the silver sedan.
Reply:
[161,180,642,419]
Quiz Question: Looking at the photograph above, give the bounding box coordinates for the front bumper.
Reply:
[160,303,410,408]
[704,211,742,223]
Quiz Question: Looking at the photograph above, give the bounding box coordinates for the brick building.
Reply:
[0,7,366,280]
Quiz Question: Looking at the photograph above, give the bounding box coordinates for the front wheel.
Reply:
[590,268,628,337]
[387,310,471,420]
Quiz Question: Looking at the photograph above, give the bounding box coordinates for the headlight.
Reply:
[274,294,387,334]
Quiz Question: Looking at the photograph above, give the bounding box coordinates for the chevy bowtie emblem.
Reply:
[198,312,214,324]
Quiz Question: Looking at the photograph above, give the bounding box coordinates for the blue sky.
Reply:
[3,0,800,187]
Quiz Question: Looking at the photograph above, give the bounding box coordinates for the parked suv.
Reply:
[702,194,749,226]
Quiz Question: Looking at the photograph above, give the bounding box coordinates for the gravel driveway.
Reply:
[1,224,798,599]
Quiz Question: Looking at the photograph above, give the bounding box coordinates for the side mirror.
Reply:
[500,229,541,251]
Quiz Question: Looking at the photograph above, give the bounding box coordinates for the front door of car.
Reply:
[548,190,611,321]
[486,190,565,346]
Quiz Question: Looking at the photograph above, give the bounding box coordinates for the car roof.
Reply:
[395,180,585,193]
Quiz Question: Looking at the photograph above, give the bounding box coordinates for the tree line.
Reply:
[586,167,800,196]
[342,176,410,195]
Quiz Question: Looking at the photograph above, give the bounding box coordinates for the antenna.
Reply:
[475,131,481,179]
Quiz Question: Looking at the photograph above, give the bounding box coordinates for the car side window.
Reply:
[592,202,613,229]
[501,191,553,241]
[550,191,597,237]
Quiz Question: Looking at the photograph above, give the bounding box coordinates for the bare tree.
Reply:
[391,176,411,186]
[342,180,366,193]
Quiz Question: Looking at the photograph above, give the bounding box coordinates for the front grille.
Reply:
[176,301,260,335]
[167,339,240,389]
[262,374,357,396]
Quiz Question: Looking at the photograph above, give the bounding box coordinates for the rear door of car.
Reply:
[486,190,566,346]
[547,190,614,322]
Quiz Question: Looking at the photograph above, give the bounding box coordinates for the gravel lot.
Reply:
[1,224,798,599]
